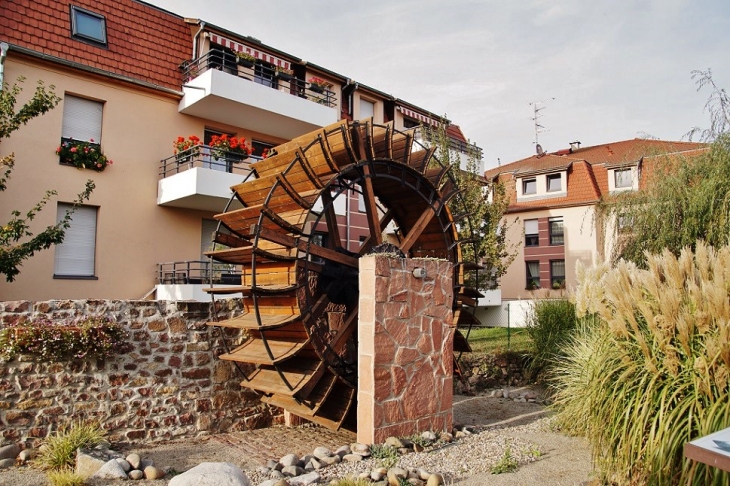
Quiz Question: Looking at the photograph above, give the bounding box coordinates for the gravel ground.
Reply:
[0,386,594,485]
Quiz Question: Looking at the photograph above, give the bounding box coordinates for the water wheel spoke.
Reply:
[399,203,441,254]
[359,209,395,255]
[360,164,383,248]
[321,190,343,250]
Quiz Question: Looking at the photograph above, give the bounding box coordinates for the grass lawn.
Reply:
[462,326,532,354]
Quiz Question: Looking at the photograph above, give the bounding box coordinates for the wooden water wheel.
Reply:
[205,119,481,432]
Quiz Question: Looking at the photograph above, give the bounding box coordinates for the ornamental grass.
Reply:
[552,242,730,485]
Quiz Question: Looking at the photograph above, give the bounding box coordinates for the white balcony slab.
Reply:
[155,284,242,302]
[157,167,246,212]
[179,69,337,140]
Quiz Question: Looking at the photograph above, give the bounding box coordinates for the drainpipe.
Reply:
[0,42,8,91]
[191,21,205,60]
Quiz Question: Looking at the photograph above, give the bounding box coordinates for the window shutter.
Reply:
[61,95,103,142]
[524,219,538,235]
[54,204,97,276]
[360,99,375,119]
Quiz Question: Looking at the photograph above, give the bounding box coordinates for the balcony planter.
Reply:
[56,139,112,172]
[310,83,325,94]
[276,72,294,82]
[236,53,256,69]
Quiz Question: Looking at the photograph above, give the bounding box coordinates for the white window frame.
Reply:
[54,204,98,278]
[359,97,375,121]
[609,166,639,192]
[547,173,562,192]
[522,178,537,195]
[614,168,633,188]
[70,6,107,45]
[524,219,539,247]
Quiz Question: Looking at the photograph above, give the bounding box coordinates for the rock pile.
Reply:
[251,431,450,486]
[77,446,166,481]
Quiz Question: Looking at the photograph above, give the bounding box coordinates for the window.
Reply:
[526,261,540,289]
[252,140,274,159]
[360,98,375,120]
[403,117,419,129]
[70,6,107,45]
[614,168,633,189]
[549,217,564,245]
[617,213,633,233]
[60,95,103,166]
[54,204,97,278]
[524,219,539,247]
[547,174,562,192]
[522,178,537,195]
[254,62,275,88]
[550,260,565,288]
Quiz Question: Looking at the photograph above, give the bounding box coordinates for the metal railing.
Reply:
[181,49,337,108]
[412,127,483,158]
[159,144,264,178]
[157,260,241,285]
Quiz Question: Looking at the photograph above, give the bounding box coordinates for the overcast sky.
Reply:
[149,0,730,170]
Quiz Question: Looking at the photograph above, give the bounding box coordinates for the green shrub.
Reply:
[369,443,398,469]
[46,467,85,486]
[38,421,107,470]
[490,447,518,474]
[552,243,730,485]
[525,298,577,380]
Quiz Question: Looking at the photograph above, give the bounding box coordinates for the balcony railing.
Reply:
[413,127,483,159]
[159,144,264,178]
[181,49,337,109]
[157,260,241,285]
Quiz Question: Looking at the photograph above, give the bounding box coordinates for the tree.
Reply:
[419,122,517,289]
[599,70,730,266]
[0,77,94,282]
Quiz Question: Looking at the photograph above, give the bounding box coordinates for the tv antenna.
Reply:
[529,98,555,149]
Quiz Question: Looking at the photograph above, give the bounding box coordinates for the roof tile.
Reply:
[4,0,191,92]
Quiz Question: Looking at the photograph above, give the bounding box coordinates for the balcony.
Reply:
[155,260,243,302]
[412,127,484,174]
[157,145,259,212]
[179,50,338,140]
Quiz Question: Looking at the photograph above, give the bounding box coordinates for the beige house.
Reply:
[486,139,707,302]
[0,0,480,301]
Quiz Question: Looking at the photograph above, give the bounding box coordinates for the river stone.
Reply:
[18,449,32,463]
[270,470,284,479]
[168,462,250,486]
[421,431,437,442]
[0,444,19,461]
[91,459,128,480]
[282,465,304,477]
[288,471,321,485]
[351,443,370,455]
[76,451,107,478]
[387,467,408,485]
[371,467,388,481]
[318,454,340,466]
[308,457,322,470]
[426,473,444,485]
[144,465,166,479]
[385,437,405,448]
[313,446,332,459]
[126,453,142,470]
[279,453,299,467]
[265,459,279,469]
[0,458,15,469]
[116,458,132,472]
[335,445,351,457]
[129,469,144,480]
[342,453,363,462]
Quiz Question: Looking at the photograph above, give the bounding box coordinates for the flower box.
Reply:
[236,53,256,69]
[56,139,112,172]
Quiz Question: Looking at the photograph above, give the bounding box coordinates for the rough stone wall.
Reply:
[0,299,280,447]
[357,256,454,444]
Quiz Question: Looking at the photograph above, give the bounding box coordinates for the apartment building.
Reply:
[486,139,706,301]
[0,0,481,301]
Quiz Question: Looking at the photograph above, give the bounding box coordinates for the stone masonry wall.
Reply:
[357,256,454,444]
[0,299,280,447]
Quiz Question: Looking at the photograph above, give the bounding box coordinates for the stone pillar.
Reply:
[357,255,454,444]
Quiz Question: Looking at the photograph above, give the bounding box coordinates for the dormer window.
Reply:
[70,6,107,46]
[523,178,537,195]
[547,173,562,192]
[614,168,632,189]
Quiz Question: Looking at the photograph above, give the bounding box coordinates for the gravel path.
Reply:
[0,387,594,485]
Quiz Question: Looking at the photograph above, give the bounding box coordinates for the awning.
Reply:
[208,33,291,70]
[397,106,439,127]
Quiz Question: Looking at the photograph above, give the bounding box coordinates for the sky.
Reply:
[148,0,730,170]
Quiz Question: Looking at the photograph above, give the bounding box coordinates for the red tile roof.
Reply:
[2,0,191,92]
[487,138,708,212]
[446,124,467,143]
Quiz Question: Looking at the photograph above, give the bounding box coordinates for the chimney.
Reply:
[569,141,581,152]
